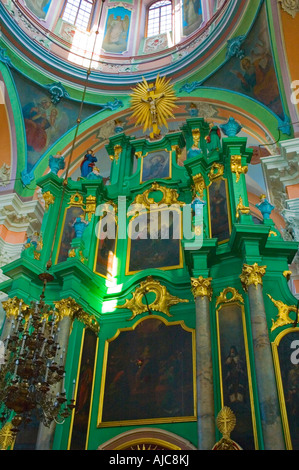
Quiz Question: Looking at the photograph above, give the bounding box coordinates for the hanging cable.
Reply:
[45,0,106,271]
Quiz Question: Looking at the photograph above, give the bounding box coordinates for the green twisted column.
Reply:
[191,276,215,450]
[240,263,285,450]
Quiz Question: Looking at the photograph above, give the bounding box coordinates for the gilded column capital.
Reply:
[240,263,266,292]
[2,297,28,319]
[54,298,82,322]
[191,276,213,300]
[53,298,100,333]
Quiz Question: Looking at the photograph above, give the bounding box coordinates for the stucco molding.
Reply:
[278,0,299,18]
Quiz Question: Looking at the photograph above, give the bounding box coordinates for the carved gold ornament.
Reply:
[231,155,248,183]
[135,151,143,159]
[278,0,299,17]
[192,129,200,148]
[212,407,242,450]
[54,298,99,334]
[85,195,97,221]
[268,230,278,238]
[42,191,55,211]
[109,145,122,162]
[192,173,206,198]
[34,251,41,260]
[240,263,266,291]
[70,192,84,206]
[283,270,292,281]
[117,276,189,321]
[0,422,16,450]
[236,196,250,220]
[268,294,298,332]
[130,74,177,139]
[216,287,244,307]
[208,163,224,181]
[132,182,184,210]
[191,276,213,300]
[68,249,76,258]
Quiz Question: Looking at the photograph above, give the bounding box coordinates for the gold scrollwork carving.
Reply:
[208,163,224,181]
[240,263,266,291]
[191,276,213,300]
[117,276,189,321]
[43,191,55,211]
[70,192,84,206]
[236,196,250,220]
[192,173,206,198]
[216,287,244,308]
[85,195,97,221]
[268,294,298,332]
[135,151,143,159]
[110,144,122,162]
[192,129,200,148]
[231,155,248,183]
[132,182,184,210]
[0,422,16,450]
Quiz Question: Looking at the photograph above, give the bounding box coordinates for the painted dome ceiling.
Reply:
[1,0,249,89]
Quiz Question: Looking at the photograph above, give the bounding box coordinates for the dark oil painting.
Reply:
[100,317,195,425]
[218,303,256,450]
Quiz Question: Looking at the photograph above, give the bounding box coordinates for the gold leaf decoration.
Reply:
[130,74,177,138]
[117,276,189,321]
[268,294,297,332]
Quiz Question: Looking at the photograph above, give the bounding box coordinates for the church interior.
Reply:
[0,0,298,451]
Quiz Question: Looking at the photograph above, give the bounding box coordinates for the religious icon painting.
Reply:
[102,7,131,54]
[69,329,98,450]
[98,317,196,427]
[216,301,257,450]
[272,329,299,450]
[94,211,117,279]
[56,205,85,263]
[126,207,183,275]
[182,0,203,37]
[207,178,231,243]
[140,150,171,184]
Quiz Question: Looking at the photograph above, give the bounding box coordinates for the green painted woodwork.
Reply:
[1,114,298,450]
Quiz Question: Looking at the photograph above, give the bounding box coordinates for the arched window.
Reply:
[147,1,172,37]
[62,0,94,31]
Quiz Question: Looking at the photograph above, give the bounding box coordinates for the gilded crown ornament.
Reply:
[130,74,177,139]
[240,263,266,292]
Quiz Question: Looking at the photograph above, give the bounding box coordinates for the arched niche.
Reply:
[97,427,197,450]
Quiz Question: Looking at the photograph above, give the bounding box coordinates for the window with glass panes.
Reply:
[62,0,94,31]
[147,1,172,37]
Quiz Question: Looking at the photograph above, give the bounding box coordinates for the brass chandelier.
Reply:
[0,273,75,435]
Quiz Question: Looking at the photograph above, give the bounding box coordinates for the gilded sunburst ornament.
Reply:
[130,74,177,139]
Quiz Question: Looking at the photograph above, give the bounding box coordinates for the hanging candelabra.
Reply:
[0,273,75,435]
